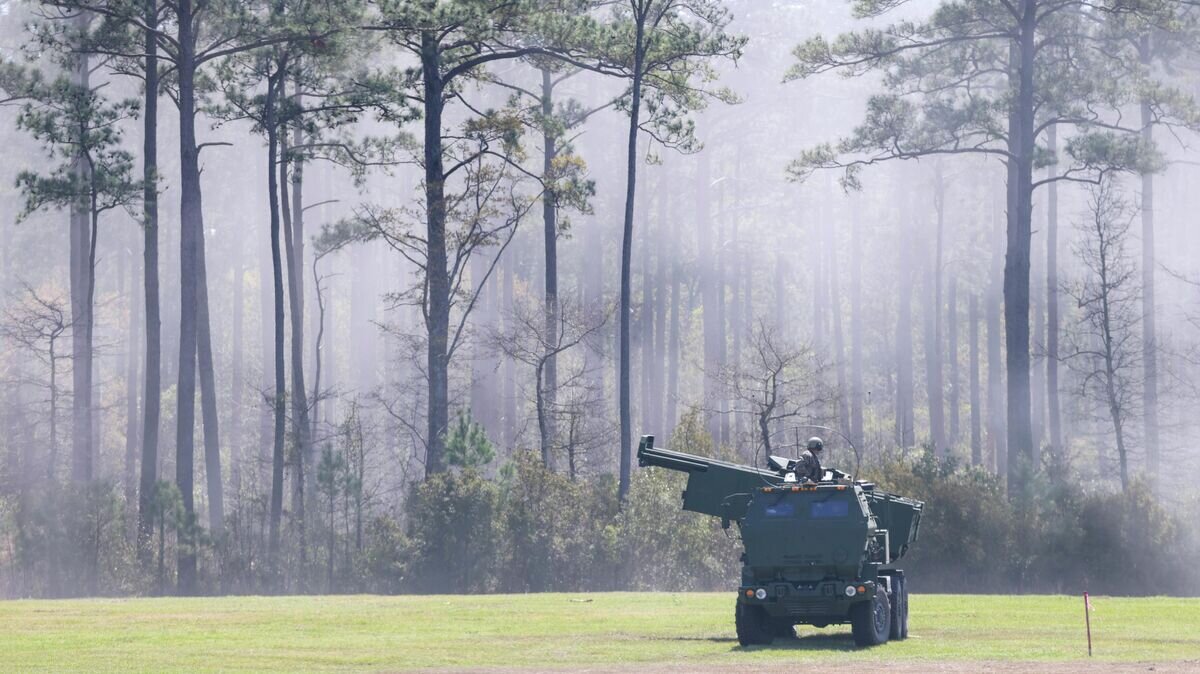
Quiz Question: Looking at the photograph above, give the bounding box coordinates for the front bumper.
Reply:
[738,579,875,622]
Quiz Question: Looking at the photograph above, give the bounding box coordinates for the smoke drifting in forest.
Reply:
[0,0,1198,597]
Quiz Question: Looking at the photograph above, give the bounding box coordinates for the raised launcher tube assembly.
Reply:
[636,435,923,647]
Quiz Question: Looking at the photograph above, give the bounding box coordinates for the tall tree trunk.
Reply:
[1031,244,1045,458]
[421,34,450,477]
[310,168,329,436]
[535,357,550,469]
[348,242,374,392]
[174,5,202,592]
[850,202,864,447]
[896,215,915,448]
[469,252,494,435]
[1139,36,1159,483]
[729,185,743,446]
[1045,124,1063,460]
[947,274,960,448]
[652,174,668,436]
[830,223,849,441]
[502,253,517,449]
[970,294,982,465]
[988,194,1007,476]
[715,176,729,447]
[49,343,61,479]
[230,233,244,498]
[617,33,645,502]
[639,194,653,435]
[699,151,720,446]
[281,125,309,570]
[70,44,94,483]
[928,169,946,455]
[581,184,605,453]
[196,238,223,534]
[922,266,944,454]
[540,67,558,469]
[1030,149,1046,461]
[259,215,276,484]
[265,70,287,581]
[292,85,312,486]
[1004,11,1037,495]
[312,255,328,441]
[311,266,321,437]
[136,0,161,559]
[123,244,142,538]
[666,200,681,439]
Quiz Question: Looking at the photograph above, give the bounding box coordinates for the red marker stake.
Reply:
[1084,592,1093,657]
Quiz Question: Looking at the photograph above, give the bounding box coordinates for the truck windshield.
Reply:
[763,502,795,518]
[810,500,849,518]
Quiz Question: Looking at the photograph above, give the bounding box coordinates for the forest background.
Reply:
[0,0,1198,598]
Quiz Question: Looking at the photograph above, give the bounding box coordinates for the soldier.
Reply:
[795,437,824,483]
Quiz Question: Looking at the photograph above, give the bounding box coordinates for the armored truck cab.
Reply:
[636,435,923,647]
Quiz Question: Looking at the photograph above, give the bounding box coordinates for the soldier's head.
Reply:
[806,437,824,453]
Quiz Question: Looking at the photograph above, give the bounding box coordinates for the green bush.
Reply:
[392,418,1200,596]
[867,453,1014,592]
[498,452,619,592]
[403,469,501,593]
[9,418,1181,597]
[866,452,1198,595]
[1073,484,1180,595]
[613,465,741,591]
[613,411,742,591]
[10,481,138,597]
[357,514,409,594]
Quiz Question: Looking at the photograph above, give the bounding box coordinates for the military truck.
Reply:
[636,435,923,647]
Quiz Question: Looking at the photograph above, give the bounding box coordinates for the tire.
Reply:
[735,602,772,646]
[850,586,891,647]
[889,574,907,641]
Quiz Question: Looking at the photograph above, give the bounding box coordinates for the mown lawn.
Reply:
[1,593,1197,672]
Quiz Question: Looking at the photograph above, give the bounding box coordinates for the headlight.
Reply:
[754,588,767,600]
[844,585,857,597]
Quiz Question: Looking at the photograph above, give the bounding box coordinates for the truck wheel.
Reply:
[735,602,772,646]
[889,575,907,641]
[850,586,891,647]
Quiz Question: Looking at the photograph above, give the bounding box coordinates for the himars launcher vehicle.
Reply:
[636,435,924,647]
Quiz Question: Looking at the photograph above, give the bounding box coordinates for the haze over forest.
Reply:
[1,0,1199,598]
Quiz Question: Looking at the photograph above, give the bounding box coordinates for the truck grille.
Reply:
[781,599,829,616]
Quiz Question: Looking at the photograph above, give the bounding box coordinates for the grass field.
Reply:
[2,593,1198,673]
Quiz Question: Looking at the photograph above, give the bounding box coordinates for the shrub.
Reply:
[1073,483,1179,595]
[10,481,137,597]
[867,453,1014,592]
[612,411,741,591]
[498,452,619,592]
[403,469,500,593]
[357,514,409,594]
